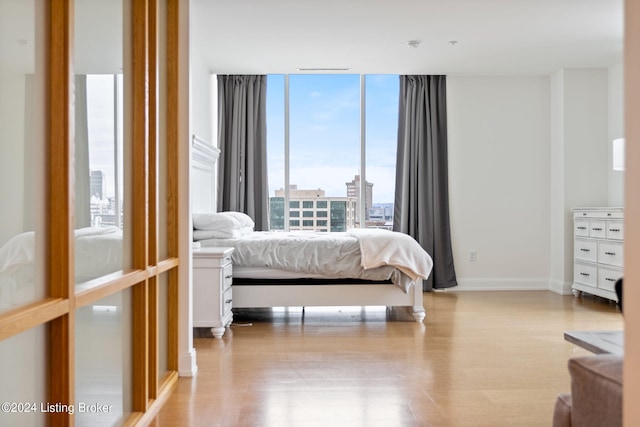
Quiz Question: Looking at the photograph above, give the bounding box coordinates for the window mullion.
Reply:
[359,74,366,228]
[284,74,290,231]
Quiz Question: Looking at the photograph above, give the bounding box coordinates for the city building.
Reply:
[345,174,373,221]
[90,170,106,200]
[270,185,357,232]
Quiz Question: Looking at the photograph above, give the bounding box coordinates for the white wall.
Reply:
[548,69,611,293]
[190,45,212,144]
[608,62,625,206]
[549,70,566,291]
[562,69,610,209]
[447,76,551,290]
[448,68,621,292]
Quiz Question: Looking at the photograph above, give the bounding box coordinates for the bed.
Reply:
[0,227,122,310]
[192,211,432,322]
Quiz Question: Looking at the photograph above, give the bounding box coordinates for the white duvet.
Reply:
[0,227,123,308]
[197,229,433,293]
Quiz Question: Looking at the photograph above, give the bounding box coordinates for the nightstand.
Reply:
[192,247,234,338]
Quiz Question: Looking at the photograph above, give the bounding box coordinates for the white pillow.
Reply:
[193,212,236,231]
[192,211,255,234]
[193,226,253,240]
[220,211,255,228]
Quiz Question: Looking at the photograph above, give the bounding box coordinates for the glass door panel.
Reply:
[74,0,127,285]
[75,289,132,426]
[0,0,47,313]
[157,0,170,259]
[0,325,46,426]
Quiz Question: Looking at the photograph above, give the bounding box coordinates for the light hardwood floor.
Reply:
[151,291,623,427]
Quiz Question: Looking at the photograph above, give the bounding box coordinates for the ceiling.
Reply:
[192,0,624,76]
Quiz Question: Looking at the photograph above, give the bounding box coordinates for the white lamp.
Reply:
[613,138,625,171]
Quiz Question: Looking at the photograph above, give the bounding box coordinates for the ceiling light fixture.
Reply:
[406,40,421,49]
[448,40,459,46]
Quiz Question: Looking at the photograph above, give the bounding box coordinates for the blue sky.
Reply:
[267,74,399,204]
[87,73,399,205]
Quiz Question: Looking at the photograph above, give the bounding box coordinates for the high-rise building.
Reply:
[270,185,357,232]
[90,170,106,200]
[345,174,373,221]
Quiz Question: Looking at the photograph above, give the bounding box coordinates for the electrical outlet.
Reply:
[469,250,477,262]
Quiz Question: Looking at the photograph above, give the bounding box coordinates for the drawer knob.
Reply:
[225,299,233,304]
[604,251,616,256]
[592,227,603,231]
[580,273,590,277]
[605,277,616,282]
[577,226,587,230]
[580,248,591,252]
[609,228,621,232]
[225,274,233,279]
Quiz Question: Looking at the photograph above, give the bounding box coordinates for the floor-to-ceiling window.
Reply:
[267,74,399,232]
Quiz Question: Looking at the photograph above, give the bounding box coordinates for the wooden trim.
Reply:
[132,280,150,412]
[0,299,68,341]
[148,0,159,268]
[148,0,159,399]
[47,1,74,425]
[132,0,150,412]
[157,257,179,274]
[166,0,179,260]
[132,1,149,271]
[49,316,73,427]
[165,0,180,374]
[167,267,179,371]
[158,370,179,394]
[148,275,159,399]
[75,270,149,308]
[47,2,74,299]
[121,371,178,427]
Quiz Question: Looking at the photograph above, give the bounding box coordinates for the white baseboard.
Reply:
[449,278,550,291]
[548,279,573,295]
[179,348,198,377]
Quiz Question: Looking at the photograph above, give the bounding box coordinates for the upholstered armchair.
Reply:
[553,354,623,427]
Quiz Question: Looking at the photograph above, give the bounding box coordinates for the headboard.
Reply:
[191,135,220,213]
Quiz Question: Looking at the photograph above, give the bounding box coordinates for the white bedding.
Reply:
[196,229,433,293]
[0,227,123,308]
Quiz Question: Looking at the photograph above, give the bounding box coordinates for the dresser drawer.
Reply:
[574,239,597,263]
[222,287,233,317]
[222,253,233,266]
[222,264,233,291]
[589,220,606,238]
[606,221,624,240]
[574,262,597,287]
[574,219,590,237]
[598,267,623,292]
[598,241,624,267]
[574,210,623,219]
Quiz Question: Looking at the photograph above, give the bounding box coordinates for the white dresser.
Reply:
[572,207,623,302]
[192,247,234,338]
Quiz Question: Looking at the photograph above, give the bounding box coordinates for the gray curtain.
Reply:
[75,75,91,228]
[217,75,269,230]
[393,75,457,291]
